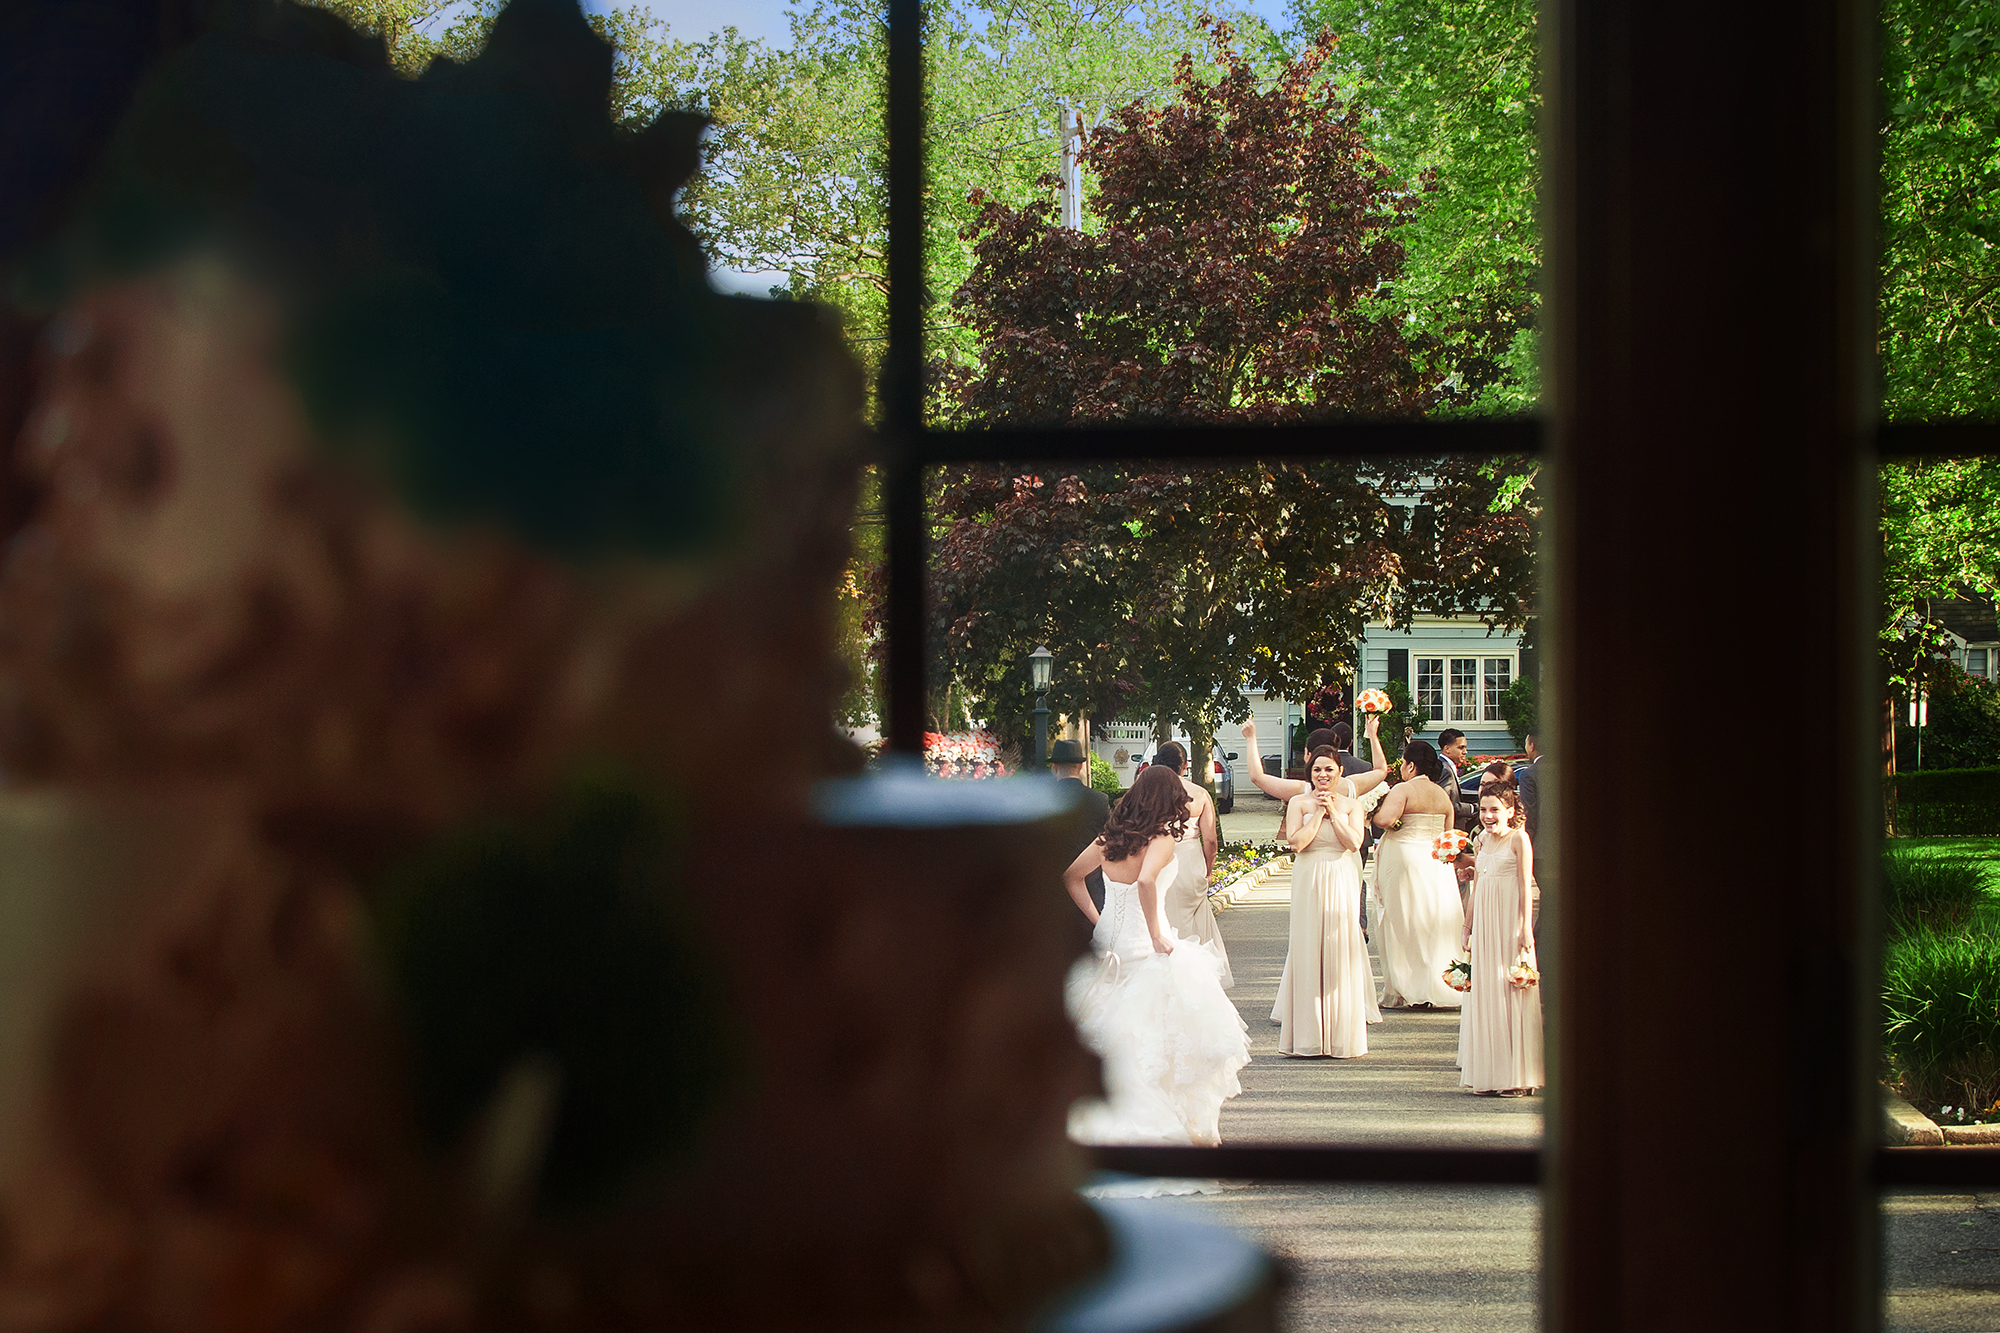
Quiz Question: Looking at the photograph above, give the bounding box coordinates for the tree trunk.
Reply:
[1883,692,1900,837]
[1189,728,1213,796]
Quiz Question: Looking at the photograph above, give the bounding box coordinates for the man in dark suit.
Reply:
[1437,727,1476,832]
[1327,721,1375,779]
[1515,731,1542,840]
[1050,738,1112,911]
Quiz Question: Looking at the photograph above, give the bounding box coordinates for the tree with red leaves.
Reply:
[920,25,1536,776]
[937,21,1434,425]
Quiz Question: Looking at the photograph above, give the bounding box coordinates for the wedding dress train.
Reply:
[1067,858,1250,1148]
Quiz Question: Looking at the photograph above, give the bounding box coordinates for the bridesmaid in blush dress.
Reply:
[1370,739,1466,1010]
[1275,747,1380,1056]
[1240,714,1389,1023]
[1459,783,1544,1095]
[1154,741,1230,988]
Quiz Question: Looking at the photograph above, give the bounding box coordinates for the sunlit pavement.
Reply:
[1107,860,1542,1330]
[1883,1192,2000,1331]
[1111,854,1998,1330]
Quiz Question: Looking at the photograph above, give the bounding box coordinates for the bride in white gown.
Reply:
[1062,765,1250,1149]
[1370,739,1467,1010]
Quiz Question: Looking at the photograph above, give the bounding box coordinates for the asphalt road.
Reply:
[1087,848,1998,1329]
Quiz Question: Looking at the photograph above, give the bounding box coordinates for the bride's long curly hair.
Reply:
[1100,765,1191,860]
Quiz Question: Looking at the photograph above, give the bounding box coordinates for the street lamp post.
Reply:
[1030,645,1054,771]
[1910,684,1930,770]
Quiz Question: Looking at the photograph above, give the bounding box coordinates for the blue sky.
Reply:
[598,0,1297,48]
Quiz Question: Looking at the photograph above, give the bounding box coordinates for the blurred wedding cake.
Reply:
[0,1,1104,1325]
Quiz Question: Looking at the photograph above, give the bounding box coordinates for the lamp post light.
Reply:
[1910,684,1930,769]
[1029,645,1054,771]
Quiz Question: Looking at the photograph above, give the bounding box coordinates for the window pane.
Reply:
[1882,2,2000,416]
[908,451,1545,1148]
[1484,658,1512,722]
[922,4,1540,426]
[1138,1185,1539,1329]
[1884,1190,2000,1328]
[1450,658,1479,724]
[1417,658,1446,721]
[1880,465,1999,1317]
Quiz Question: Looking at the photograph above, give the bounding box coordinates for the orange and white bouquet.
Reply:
[1443,955,1473,992]
[1357,688,1392,714]
[1508,948,1539,989]
[1432,827,1471,863]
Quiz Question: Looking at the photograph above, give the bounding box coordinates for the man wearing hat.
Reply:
[1050,739,1112,911]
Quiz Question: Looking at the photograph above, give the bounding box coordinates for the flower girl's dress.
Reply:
[1459,829,1545,1092]
[1067,857,1250,1148]
[1373,812,1466,1009]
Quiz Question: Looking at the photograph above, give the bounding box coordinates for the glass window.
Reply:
[1416,657,1446,720]
[1483,658,1513,722]
[1450,658,1480,723]
[1970,647,1990,679]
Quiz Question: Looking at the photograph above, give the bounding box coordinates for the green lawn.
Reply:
[1887,836,2000,930]
[1889,836,2000,881]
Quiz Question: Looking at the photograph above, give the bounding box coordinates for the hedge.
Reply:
[1895,767,2000,836]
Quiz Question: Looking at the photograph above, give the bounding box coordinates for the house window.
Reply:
[1421,656,1513,724]
[1971,648,1991,680]
[1450,658,1480,721]
[1482,658,1512,721]
[1416,657,1445,719]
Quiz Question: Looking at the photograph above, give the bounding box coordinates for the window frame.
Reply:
[873,0,2000,1216]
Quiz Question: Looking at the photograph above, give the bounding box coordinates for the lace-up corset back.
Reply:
[1094,858,1180,964]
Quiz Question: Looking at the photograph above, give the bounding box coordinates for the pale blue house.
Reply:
[1357,617,1531,758]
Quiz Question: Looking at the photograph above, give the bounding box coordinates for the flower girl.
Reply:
[1458,784,1544,1096]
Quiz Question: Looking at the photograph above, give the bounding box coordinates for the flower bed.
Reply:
[1207,841,1291,909]
[920,729,1013,778]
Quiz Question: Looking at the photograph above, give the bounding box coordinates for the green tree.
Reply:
[1881,0,2000,417]
[941,23,1433,423]
[1881,458,2000,687]
[1289,0,1540,413]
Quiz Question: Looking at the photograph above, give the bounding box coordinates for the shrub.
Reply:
[1089,751,1124,793]
[1893,766,2000,836]
[1883,849,1991,934]
[1498,674,1538,750]
[1905,671,2000,771]
[1883,925,2000,1112]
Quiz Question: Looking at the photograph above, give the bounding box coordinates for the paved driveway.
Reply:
[1089,861,1989,1329]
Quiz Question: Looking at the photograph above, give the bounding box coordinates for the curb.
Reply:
[1883,1088,1944,1146]
[1208,856,1293,911]
[1943,1123,2000,1145]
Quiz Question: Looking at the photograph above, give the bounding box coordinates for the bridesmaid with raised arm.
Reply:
[1241,714,1387,1022]
[1370,740,1466,1010]
[1459,783,1544,1095]
[1275,747,1380,1056]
